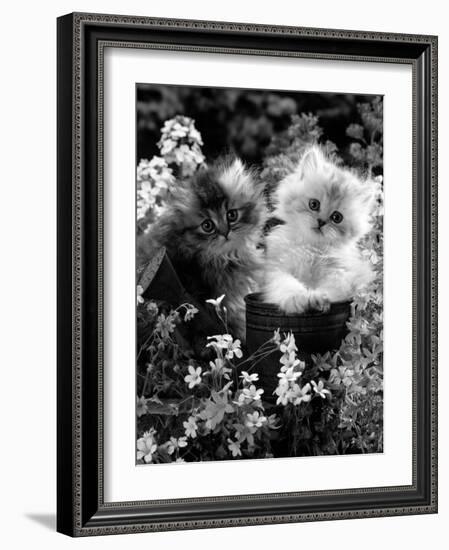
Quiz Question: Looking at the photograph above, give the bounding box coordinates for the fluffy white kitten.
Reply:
[263,145,375,314]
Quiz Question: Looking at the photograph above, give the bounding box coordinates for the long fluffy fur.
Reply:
[138,156,266,339]
[263,145,375,313]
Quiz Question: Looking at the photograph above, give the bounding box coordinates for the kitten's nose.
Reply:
[317,218,326,228]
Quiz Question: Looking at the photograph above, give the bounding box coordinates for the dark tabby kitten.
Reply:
[138,157,266,340]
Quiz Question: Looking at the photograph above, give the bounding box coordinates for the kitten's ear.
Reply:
[220,156,258,197]
[227,157,246,180]
[298,146,326,178]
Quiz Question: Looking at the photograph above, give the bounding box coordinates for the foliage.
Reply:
[346,96,383,176]
[136,96,384,462]
[137,85,376,165]
[136,115,204,235]
[136,295,342,462]
[261,113,340,208]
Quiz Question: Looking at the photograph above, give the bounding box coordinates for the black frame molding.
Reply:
[57,12,438,537]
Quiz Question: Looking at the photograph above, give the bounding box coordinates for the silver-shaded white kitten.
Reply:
[263,145,375,314]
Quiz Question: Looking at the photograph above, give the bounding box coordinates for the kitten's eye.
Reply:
[309,199,320,211]
[200,219,215,233]
[226,209,239,223]
[330,211,343,224]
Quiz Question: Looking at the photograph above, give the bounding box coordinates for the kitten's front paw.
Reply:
[280,293,309,314]
[308,290,330,313]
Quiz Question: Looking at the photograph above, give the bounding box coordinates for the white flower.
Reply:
[171,126,189,139]
[174,144,191,163]
[136,285,145,305]
[136,396,148,418]
[225,339,243,360]
[183,416,198,438]
[136,157,174,221]
[240,371,259,384]
[155,313,176,339]
[157,116,205,176]
[291,383,312,406]
[159,138,177,155]
[245,411,267,430]
[274,377,312,406]
[175,149,205,176]
[279,351,302,372]
[136,430,158,463]
[280,333,298,354]
[227,438,242,457]
[272,329,281,345]
[274,387,290,406]
[208,358,232,379]
[183,304,199,321]
[189,127,203,144]
[207,333,243,361]
[330,366,354,387]
[184,365,202,389]
[239,384,264,403]
[206,334,233,350]
[166,436,188,454]
[311,379,331,399]
[137,156,173,183]
[277,367,301,385]
[206,294,225,309]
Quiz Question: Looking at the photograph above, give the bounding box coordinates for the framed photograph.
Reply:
[57,12,438,536]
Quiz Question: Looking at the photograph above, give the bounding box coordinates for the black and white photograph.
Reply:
[135,84,384,464]
[52,8,437,539]
[0,0,442,544]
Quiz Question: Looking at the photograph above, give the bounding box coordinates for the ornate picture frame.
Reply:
[57,12,437,536]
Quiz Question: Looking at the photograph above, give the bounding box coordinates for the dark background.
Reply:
[137,84,377,166]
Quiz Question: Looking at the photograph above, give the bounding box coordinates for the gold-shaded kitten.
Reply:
[138,157,266,339]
